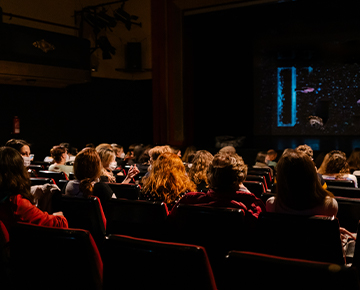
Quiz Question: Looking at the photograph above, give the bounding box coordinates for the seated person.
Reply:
[170,152,266,226]
[64,147,114,201]
[321,151,358,187]
[253,151,274,178]
[0,147,68,231]
[141,152,197,210]
[265,149,278,168]
[96,143,139,184]
[266,149,338,216]
[266,149,356,253]
[5,139,32,167]
[48,145,74,179]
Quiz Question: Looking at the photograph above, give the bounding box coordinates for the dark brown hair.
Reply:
[5,139,30,153]
[0,146,33,203]
[74,148,102,198]
[276,149,333,210]
[50,145,66,163]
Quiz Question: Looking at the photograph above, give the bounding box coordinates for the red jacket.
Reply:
[0,194,68,231]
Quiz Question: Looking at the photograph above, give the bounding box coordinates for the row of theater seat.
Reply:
[3,213,360,290]
[54,193,360,267]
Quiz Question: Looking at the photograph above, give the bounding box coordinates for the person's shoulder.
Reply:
[178,191,208,203]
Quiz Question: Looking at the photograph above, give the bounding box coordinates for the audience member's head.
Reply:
[266,149,278,163]
[219,145,236,155]
[96,143,117,171]
[317,150,346,175]
[85,143,95,149]
[148,145,172,164]
[347,148,360,172]
[142,152,196,205]
[255,151,267,164]
[296,144,314,160]
[187,150,214,186]
[182,145,197,163]
[74,148,102,198]
[5,139,31,167]
[0,146,33,203]
[276,149,333,210]
[325,151,350,175]
[207,152,247,192]
[50,145,67,164]
[111,143,125,159]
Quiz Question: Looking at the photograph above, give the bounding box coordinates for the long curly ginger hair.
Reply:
[142,152,196,204]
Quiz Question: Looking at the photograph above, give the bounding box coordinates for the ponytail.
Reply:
[79,178,94,198]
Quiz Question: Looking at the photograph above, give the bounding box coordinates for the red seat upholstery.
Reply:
[253,212,345,265]
[102,234,217,290]
[60,195,106,250]
[222,251,360,290]
[103,198,168,240]
[9,222,103,290]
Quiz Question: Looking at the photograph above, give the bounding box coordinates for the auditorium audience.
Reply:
[321,151,358,187]
[0,147,68,230]
[96,143,139,183]
[187,150,214,192]
[48,145,74,179]
[170,152,266,226]
[64,147,114,201]
[141,152,197,209]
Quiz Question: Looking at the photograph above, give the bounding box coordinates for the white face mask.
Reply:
[108,161,117,171]
[120,152,125,159]
[23,156,31,167]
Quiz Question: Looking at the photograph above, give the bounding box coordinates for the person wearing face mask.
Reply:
[96,143,139,184]
[5,139,32,168]
[48,145,74,179]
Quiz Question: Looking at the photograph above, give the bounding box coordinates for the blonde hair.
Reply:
[207,152,247,191]
[95,143,116,182]
[188,150,214,186]
[149,145,172,162]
